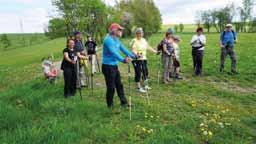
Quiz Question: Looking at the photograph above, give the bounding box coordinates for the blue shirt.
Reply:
[220,31,237,46]
[74,40,84,53]
[102,34,135,66]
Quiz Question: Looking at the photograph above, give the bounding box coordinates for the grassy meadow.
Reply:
[0,30,255,144]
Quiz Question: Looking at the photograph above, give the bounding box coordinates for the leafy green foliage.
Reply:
[50,0,110,42]
[0,34,11,50]
[114,0,162,38]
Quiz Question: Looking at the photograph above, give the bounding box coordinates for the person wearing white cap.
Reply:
[130,27,157,93]
[219,23,238,74]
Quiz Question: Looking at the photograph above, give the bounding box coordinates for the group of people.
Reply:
[60,22,238,108]
[60,32,98,97]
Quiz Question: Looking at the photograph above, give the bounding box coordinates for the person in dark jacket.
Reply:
[61,39,77,97]
[85,35,98,74]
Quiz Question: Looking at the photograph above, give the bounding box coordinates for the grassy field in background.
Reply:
[0,32,255,144]
[0,33,49,51]
[162,24,199,33]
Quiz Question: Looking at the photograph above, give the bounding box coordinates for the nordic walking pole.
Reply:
[90,55,94,97]
[157,53,161,97]
[95,53,101,73]
[140,58,150,105]
[75,56,82,100]
[172,56,176,83]
[128,63,132,120]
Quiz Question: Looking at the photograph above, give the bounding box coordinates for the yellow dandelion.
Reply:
[203,131,208,136]
[225,123,231,126]
[208,131,213,137]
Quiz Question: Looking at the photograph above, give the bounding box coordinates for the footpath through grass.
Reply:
[0,33,255,144]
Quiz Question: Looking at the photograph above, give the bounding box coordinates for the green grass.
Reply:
[0,32,255,144]
[0,33,49,51]
[162,24,199,33]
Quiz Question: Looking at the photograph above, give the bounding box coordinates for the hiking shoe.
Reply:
[163,80,169,84]
[138,88,147,93]
[231,71,239,75]
[144,85,152,90]
[175,74,183,80]
[121,103,132,108]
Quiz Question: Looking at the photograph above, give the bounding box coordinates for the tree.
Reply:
[51,0,110,42]
[238,0,254,32]
[249,17,256,32]
[195,11,202,27]
[174,25,178,33]
[179,23,184,33]
[199,3,236,32]
[114,0,162,38]
[0,34,11,50]
[45,18,66,39]
[201,10,212,32]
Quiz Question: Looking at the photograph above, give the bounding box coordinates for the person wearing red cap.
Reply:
[102,23,136,108]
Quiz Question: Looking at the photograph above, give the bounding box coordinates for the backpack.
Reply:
[221,30,236,41]
[157,39,165,52]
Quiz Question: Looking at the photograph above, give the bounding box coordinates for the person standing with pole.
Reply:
[61,39,77,98]
[130,27,157,93]
[162,28,175,84]
[74,31,88,87]
[102,23,136,108]
[190,27,206,76]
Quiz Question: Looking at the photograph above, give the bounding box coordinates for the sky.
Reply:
[0,0,255,33]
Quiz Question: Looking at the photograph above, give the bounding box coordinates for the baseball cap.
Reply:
[109,23,125,33]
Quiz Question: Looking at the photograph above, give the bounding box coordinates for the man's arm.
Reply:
[77,51,87,60]
[120,43,135,59]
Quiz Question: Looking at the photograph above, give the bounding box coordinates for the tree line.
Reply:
[197,0,256,33]
[45,0,162,41]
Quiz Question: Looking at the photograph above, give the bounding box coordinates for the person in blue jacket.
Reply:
[102,23,136,108]
[219,24,238,74]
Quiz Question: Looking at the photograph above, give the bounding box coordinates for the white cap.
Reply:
[226,24,233,28]
[135,27,143,34]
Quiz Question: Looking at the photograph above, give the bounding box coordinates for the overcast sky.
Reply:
[0,0,255,33]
